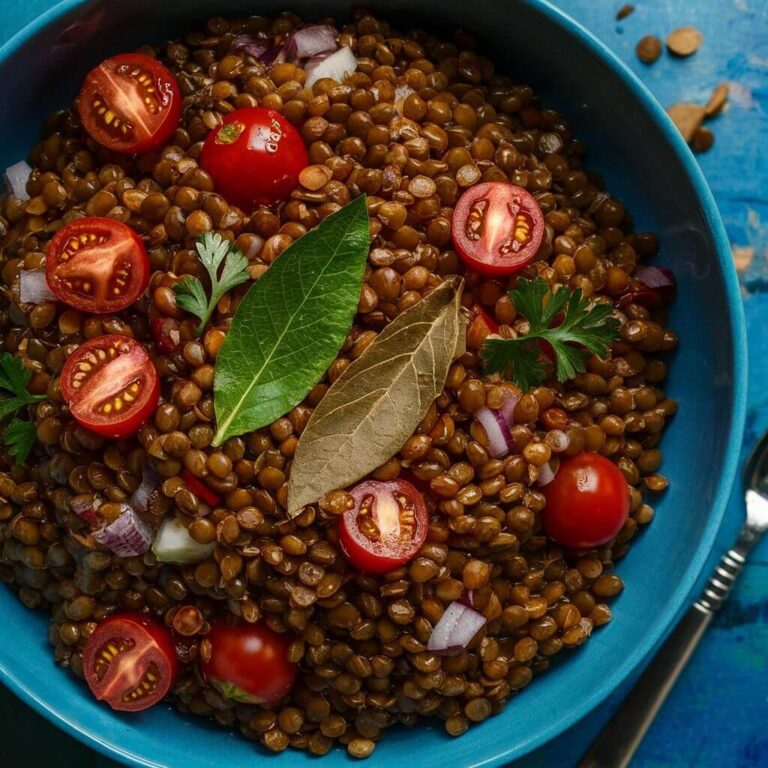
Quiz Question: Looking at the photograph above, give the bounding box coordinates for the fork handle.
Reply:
[578,534,754,768]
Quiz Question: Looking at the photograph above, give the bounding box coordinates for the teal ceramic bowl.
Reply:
[0,0,747,766]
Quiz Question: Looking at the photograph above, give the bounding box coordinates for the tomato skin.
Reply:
[181,470,221,507]
[542,452,630,548]
[200,107,308,209]
[61,334,159,438]
[151,316,181,354]
[45,217,149,314]
[452,182,544,276]
[339,479,429,574]
[202,621,297,705]
[78,53,181,154]
[83,612,178,712]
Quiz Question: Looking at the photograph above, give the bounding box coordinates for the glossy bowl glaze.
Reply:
[0,1,747,766]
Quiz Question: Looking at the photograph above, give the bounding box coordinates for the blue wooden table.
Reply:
[1,1,767,765]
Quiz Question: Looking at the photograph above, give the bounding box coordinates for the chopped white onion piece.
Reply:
[4,161,31,201]
[94,505,152,557]
[19,270,56,304]
[304,46,357,89]
[536,459,559,487]
[285,24,337,61]
[427,601,487,654]
[152,517,215,564]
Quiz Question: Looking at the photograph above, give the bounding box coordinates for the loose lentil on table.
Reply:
[0,10,677,759]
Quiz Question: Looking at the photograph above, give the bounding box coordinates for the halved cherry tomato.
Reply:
[452,182,544,276]
[202,621,297,705]
[181,470,221,507]
[83,612,178,712]
[61,334,159,438]
[199,107,308,209]
[45,217,150,314]
[77,53,181,154]
[466,304,499,349]
[339,479,429,574]
[542,452,630,548]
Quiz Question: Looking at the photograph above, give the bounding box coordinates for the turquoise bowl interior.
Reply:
[0,0,747,766]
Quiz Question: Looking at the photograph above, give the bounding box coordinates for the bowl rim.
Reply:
[0,0,748,766]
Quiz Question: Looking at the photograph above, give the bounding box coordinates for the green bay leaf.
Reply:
[287,276,465,517]
[212,196,370,445]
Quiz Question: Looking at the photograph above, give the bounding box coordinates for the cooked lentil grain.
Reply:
[0,11,677,759]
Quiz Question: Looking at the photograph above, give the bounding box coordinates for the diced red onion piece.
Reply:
[230,34,269,60]
[4,161,31,201]
[285,25,337,61]
[499,391,520,425]
[457,588,475,608]
[130,464,160,514]
[70,494,101,527]
[536,460,558,487]
[427,601,487,654]
[304,46,357,89]
[635,266,676,291]
[19,270,57,304]
[259,44,286,66]
[474,406,512,458]
[94,506,152,557]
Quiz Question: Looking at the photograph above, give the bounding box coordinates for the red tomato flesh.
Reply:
[45,217,149,313]
[60,334,159,438]
[83,612,178,712]
[77,53,181,154]
[181,470,221,507]
[200,107,308,209]
[452,182,544,276]
[542,452,630,548]
[339,479,429,574]
[202,621,297,705]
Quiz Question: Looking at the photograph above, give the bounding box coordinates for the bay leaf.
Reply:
[287,276,465,517]
[212,196,370,445]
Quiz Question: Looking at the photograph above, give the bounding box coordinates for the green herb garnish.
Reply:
[3,418,37,464]
[483,277,621,391]
[212,196,371,446]
[0,353,45,463]
[173,232,250,335]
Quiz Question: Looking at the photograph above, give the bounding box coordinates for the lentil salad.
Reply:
[0,10,678,759]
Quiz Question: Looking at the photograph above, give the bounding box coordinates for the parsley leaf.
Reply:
[0,353,45,463]
[4,418,37,464]
[483,277,621,391]
[173,232,250,335]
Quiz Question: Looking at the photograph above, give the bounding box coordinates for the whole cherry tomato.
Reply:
[542,452,630,548]
[200,107,308,209]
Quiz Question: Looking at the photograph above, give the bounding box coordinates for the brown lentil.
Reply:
[0,10,678,759]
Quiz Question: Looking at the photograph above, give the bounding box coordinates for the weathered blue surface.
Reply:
[0,0,766,766]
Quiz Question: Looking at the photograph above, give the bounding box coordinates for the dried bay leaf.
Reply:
[287,276,465,517]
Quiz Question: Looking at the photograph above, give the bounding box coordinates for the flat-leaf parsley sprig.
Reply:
[0,353,46,463]
[482,277,621,391]
[173,232,250,335]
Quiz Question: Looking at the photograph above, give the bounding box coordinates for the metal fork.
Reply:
[579,430,768,768]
